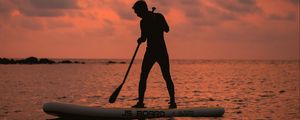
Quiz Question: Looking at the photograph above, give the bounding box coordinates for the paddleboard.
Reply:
[43,102,224,119]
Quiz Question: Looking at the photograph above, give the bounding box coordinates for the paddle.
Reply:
[109,43,141,103]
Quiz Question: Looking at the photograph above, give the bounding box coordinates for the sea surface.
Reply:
[0,59,299,120]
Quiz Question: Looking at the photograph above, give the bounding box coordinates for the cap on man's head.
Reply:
[132,0,148,11]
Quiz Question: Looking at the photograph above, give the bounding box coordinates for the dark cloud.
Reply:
[221,13,237,20]
[214,0,261,14]
[0,0,81,17]
[268,12,297,21]
[0,0,14,17]
[156,0,170,6]
[24,0,79,17]
[288,0,299,5]
[205,6,237,21]
[179,0,200,5]
[115,7,136,20]
[180,1,238,27]
[0,0,82,31]
[46,20,74,29]
[178,0,203,18]
[20,22,44,30]
[29,0,79,9]
[0,1,9,13]
[184,7,203,18]
[111,1,136,20]
[19,8,65,17]
[238,0,256,5]
[17,17,45,30]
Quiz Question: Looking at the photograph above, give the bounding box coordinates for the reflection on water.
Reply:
[0,60,299,120]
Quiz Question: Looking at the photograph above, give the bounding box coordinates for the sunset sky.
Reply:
[0,0,299,60]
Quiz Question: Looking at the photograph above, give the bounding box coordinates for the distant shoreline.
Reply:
[0,57,85,64]
[0,57,129,65]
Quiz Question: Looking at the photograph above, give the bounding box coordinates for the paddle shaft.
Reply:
[109,43,141,103]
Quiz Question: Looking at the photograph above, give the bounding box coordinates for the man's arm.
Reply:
[138,20,147,44]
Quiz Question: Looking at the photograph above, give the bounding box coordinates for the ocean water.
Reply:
[0,60,299,120]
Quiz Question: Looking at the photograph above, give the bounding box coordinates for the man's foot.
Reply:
[169,102,177,109]
[132,102,145,108]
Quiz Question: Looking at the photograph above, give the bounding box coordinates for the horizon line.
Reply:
[1,57,299,61]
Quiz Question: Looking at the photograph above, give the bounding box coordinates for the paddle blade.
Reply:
[109,84,123,103]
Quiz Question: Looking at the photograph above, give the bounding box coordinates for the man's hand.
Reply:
[137,37,146,44]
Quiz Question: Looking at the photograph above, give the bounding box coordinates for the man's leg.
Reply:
[134,50,155,107]
[157,54,176,108]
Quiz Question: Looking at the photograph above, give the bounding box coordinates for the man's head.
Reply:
[132,0,148,18]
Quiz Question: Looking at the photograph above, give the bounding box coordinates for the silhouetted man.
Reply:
[132,0,176,109]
